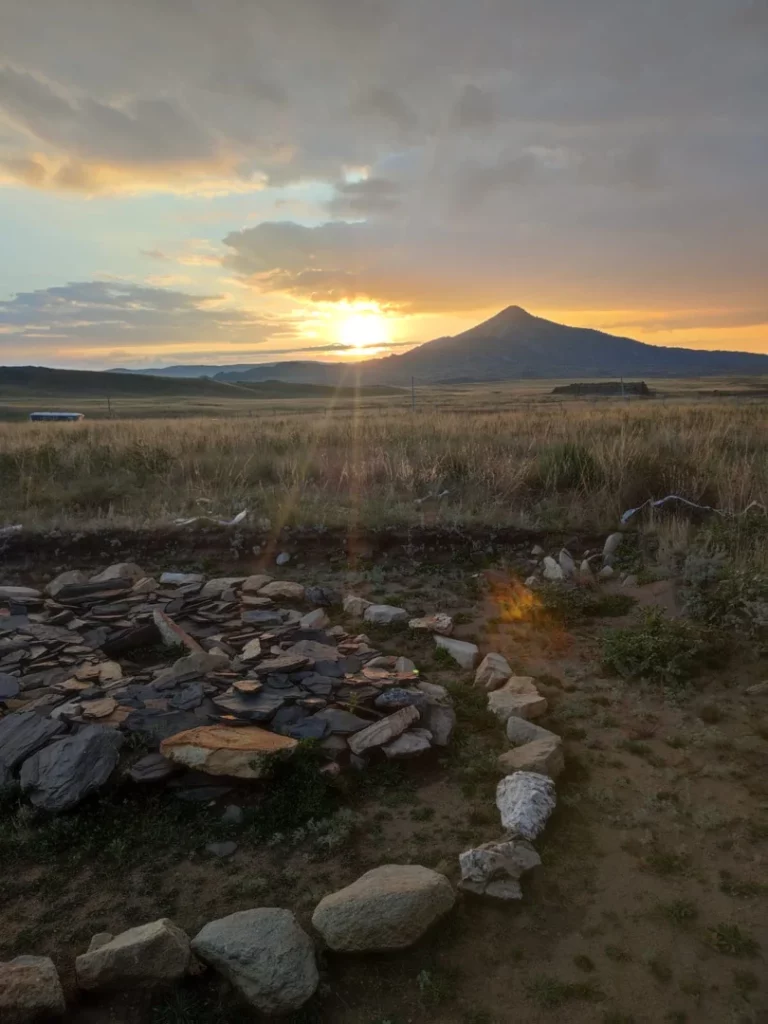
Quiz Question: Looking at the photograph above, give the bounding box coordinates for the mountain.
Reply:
[113,363,263,378]
[212,306,768,385]
[0,365,257,399]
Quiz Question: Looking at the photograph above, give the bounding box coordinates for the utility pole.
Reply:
[411,376,416,413]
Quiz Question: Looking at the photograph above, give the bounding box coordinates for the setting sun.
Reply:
[336,308,390,351]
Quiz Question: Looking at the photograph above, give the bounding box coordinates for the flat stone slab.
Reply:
[348,705,420,755]
[20,726,123,812]
[459,838,541,900]
[0,711,66,771]
[160,725,297,779]
[435,636,479,669]
[488,677,547,722]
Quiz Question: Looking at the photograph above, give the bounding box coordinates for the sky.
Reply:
[1,0,767,370]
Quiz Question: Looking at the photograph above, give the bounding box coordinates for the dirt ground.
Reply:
[2,548,767,1024]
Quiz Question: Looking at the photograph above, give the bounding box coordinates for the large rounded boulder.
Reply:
[311,864,455,952]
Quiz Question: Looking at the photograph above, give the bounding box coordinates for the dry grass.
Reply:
[0,398,766,540]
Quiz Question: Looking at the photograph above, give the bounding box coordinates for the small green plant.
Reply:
[657,899,698,927]
[706,923,759,957]
[641,845,691,876]
[525,975,605,1008]
[602,609,729,686]
[719,870,765,898]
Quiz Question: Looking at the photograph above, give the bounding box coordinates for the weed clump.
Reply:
[602,609,729,686]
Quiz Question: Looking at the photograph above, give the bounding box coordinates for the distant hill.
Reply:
[119,306,768,385]
[113,363,263,379]
[0,365,256,399]
[224,380,403,398]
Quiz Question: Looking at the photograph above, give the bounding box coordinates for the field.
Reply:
[1,381,767,1024]
[0,383,766,558]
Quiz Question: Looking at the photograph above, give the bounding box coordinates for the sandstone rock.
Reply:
[474,652,512,691]
[0,586,41,603]
[312,865,455,951]
[408,613,453,636]
[81,697,117,719]
[98,661,123,684]
[153,652,229,688]
[160,725,297,778]
[496,771,556,840]
[192,909,318,1015]
[0,711,65,771]
[497,737,564,778]
[132,577,159,594]
[603,532,623,557]
[488,677,547,722]
[348,706,420,755]
[435,635,480,669]
[382,728,432,759]
[46,570,88,597]
[542,557,564,582]
[300,609,330,630]
[200,577,247,598]
[459,838,541,900]
[343,594,372,618]
[76,919,190,991]
[90,563,144,584]
[20,726,123,812]
[364,604,409,625]
[258,580,305,601]
[241,574,273,593]
[0,955,65,1021]
[505,716,559,746]
[240,638,262,662]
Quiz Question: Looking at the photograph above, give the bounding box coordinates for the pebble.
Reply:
[206,841,238,858]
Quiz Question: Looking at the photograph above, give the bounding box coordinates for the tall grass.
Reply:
[0,401,765,535]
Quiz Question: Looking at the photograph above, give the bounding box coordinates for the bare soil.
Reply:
[2,550,767,1024]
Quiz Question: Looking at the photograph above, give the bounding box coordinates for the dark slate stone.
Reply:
[241,609,283,626]
[287,718,329,740]
[0,673,20,700]
[79,687,105,700]
[299,673,337,697]
[19,726,123,812]
[128,752,179,783]
[260,683,303,700]
[80,627,111,650]
[311,708,370,734]
[305,586,340,607]
[211,691,286,721]
[19,667,72,692]
[0,711,66,770]
[374,688,429,712]
[314,660,344,679]
[170,681,205,711]
[54,579,132,600]
[0,615,30,633]
[271,705,309,735]
[338,656,362,675]
[124,709,204,742]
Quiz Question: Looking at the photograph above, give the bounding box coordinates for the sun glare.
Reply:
[336,308,390,351]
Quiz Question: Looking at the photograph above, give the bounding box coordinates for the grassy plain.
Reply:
[0,382,766,549]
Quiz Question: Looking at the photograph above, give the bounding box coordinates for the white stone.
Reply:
[417,680,449,702]
[598,565,614,580]
[348,706,420,755]
[192,909,318,1015]
[474,652,512,691]
[312,865,455,951]
[459,838,541,900]
[364,604,409,625]
[300,609,330,630]
[0,586,42,603]
[558,549,576,577]
[382,728,432,759]
[542,557,564,582]
[488,677,547,722]
[579,559,593,579]
[276,552,291,565]
[496,771,556,840]
[603,532,623,557]
[421,703,455,746]
[0,956,65,1020]
[76,919,190,991]
[435,635,479,669]
[531,544,545,557]
[240,638,262,662]
[159,572,204,586]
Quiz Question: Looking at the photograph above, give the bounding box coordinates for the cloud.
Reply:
[327,177,402,217]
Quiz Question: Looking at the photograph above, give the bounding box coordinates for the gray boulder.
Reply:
[312,865,455,951]
[348,706,419,756]
[496,772,556,840]
[421,702,456,746]
[363,604,409,625]
[505,716,557,746]
[76,918,190,991]
[0,712,66,771]
[192,909,318,1015]
[474,652,512,690]
[0,955,65,1022]
[382,728,432,759]
[497,737,564,779]
[20,726,123,812]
